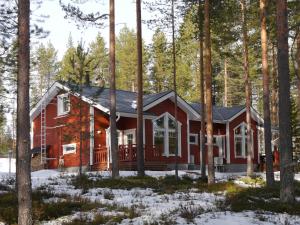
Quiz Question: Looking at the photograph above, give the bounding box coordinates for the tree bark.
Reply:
[271,45,278,126]
[224,58,228,107]
[241,0,253,177]
[198,3,206,178]
[276,0,294,203]
[171,0,179,180]
[109,0,119,178]
[260,0,274,187]
[204,0,214,184]
[136,0,144,177]
[296,33,300,119]
[17,0,32,224]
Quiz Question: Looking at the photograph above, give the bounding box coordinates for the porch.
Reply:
[92,144,168,171]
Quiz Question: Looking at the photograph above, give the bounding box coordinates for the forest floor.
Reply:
[0,158,300,225]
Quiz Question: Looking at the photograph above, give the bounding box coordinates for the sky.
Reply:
[35,0,154,59]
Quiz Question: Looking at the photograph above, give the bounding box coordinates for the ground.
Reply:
[0,158,300,225]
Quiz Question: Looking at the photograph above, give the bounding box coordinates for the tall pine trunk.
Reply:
[17,0,32,224]
[171,0,179,180]
[296,33,300,118]
[224,59,228,107]
[276,0,294,203]
[110,0,119,178]
[241,0,253,176]
[260,0,274,186]
[136,0,145,177]
[204,0,214,184]
[271,45,278,126]
[198,6,206,178]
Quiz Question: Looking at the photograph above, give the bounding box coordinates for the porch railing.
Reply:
[93,145,164,165]
[119,144,163,162]
[94,147,107,165]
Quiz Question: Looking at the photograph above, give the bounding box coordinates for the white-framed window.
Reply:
[124,129,136,145]
[63,143,76,155]
[189,133,198,145]
[57,93,70,116]
[234,123,254,158]
[152,112,182,157]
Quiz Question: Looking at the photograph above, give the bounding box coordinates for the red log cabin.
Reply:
[30,81,264,172]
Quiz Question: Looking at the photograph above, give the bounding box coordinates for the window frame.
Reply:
[57,93,70,116]
[189,133,198,145]
[152,112,182,157]
[234,122,254,158]
[63,143,76,155]
[123,129,136,145]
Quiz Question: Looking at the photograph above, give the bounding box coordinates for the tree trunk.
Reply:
[296,33,300,119]
[171,0,179,180]
[198,11,206,178]
[276,0,294,203]
[136,0,144,177]
[224,58,228,107]
[109,0,119,178]
[17,0,32,224]
[241,0,253,177]
[204,0,214,184]
[271,45,278,126]
[260,0,274,187]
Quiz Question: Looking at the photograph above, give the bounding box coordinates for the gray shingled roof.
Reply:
[190,103,245,121]
[61,82,245,120]
[64,82,171,115]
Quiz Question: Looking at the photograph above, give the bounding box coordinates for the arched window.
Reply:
[153,113,181,156]
[234,123,253,158]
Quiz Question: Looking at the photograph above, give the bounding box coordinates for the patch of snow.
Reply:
[0,158,16,173]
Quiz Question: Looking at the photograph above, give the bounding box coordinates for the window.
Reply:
[63,143,76,155]
[204,136,217,145]
[57,93,70,116]
[124,129,136,145]
[189,134,198,145]
[234,123,253,158]
[153,113,181,156]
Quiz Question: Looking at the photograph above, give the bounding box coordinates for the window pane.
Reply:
[154,130,164,148]
[168,117,176,129]
[235,126,242,135]
[127,134,133,145]
[154,117,164,129]
[189,135,196,143]
[235,137,243,157]
[169,131,176,155]
[63,97,70,112]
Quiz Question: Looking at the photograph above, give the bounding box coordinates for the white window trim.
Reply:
[152,112,182,157]
[233,122,254,159]
[63,143,76,155]
[189,133,198,145]
[124,129,136,145]
[57,93,70,116]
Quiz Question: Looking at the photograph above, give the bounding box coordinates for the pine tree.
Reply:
[276,0,294,203]
[260,0,274,186]
[110,0,119,179]
[88,34,109,86]
[204,0,214,184]
[149,29,172,93]
[116,26,149,91]
[17,0,32,223]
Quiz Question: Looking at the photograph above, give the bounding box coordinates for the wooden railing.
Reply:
[93,145,164,165]
[119,144,163,162]
[94,147,107,165]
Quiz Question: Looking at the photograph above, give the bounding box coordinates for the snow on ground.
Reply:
[1,166,300,224]
[0,157,15,173]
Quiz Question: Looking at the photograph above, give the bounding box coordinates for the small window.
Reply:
[63,143,76,155]
[205,136,217,145]
[57,94,70,116]
[189,134,198,145]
